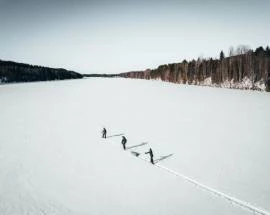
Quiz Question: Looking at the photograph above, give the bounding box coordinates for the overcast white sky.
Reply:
[0,0,269,74]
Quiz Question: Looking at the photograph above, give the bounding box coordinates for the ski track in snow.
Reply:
[107,135,270,215]
[133,153,270,215]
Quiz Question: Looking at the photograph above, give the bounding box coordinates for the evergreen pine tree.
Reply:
[220,50,225,60]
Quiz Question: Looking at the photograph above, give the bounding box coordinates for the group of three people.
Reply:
[102,128,154,164]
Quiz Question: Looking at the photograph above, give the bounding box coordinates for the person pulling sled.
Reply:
[145,148,154,164]
[102,127,107,139]
[121,136,127,150]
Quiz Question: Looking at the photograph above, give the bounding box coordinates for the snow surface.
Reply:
[0,78,270,215]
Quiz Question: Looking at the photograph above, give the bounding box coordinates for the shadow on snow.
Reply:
[154,154,173,164]
[106,133,124,138]
[126,142,148,150]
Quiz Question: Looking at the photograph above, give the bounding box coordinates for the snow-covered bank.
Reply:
[0,78,270,215]
[199,76,266,91]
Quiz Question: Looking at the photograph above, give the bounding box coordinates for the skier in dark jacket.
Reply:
[121,136,127,150]
[102,128,107,138]
[145,148,154,164]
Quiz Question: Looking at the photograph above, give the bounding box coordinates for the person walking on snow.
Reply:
[145,148,154,164]
[102,128,107,138]
[121,136,127,150]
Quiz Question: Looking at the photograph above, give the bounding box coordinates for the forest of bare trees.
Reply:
[120,46,270,92]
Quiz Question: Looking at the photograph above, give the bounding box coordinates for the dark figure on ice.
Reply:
[121,136,127,150]
[102,128,107,139]
[145,148,154,164]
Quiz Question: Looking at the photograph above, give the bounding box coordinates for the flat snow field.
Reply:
[0,78,270,215]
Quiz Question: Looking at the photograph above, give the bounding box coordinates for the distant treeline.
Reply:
[83,74,119,78]
[120,46,270,92]
[0,60,83,83]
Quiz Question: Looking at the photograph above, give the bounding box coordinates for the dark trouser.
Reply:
[150,157,154,164]
[122,143,126,150]
[102,133,106,138]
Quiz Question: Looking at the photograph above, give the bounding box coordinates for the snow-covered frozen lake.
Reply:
[0,78,270,215]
